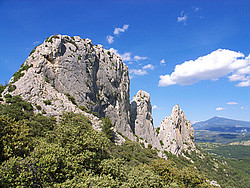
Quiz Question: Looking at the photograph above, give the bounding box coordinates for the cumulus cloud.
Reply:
[227,102,238,105]
[120,52,132,61]
[130,69,148,76]
[143,64,154,70]
[114,24,129,35]
[159,49,250,87]
[177,11,187,23]
[109,48,118,54]
[216,107,225,111]
[228,55,250,87]
[160,59,166,65]
[134,55,147,61]
[106,35,114,44]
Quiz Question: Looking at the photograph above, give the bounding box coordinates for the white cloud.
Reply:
[216,107,225,111]
[130,69,148,76]
[159,49,250,87]
[120,52,131,61]
[177,11,187,23]
[143,64,154,70]
[240,107,245,109]
[114,24,129,35]
[160,59,166,65]
[227,102,238,105]
[109,48,118,55]
[152,105,159,110]
[106,35,114,44]
[228,55,250,87]
[134,55,147,61]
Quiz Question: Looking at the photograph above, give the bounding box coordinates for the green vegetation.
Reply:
[64,93,77,105]
[78,54,82,60]
[0,95,248,187]
[197,142,250,185]
[156,127,160,135]
[11,64,33,83]
[160,140,164,146]
[7,85,16,92]
[43,100,51,105]
[0,84,7,97]
[101,116,114,141]
[46,35,59,43]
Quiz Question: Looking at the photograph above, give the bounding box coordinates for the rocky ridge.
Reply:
[2,34,195,155]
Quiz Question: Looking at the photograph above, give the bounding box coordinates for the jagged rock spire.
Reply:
[158,105,196,155]
[131,90,162,150]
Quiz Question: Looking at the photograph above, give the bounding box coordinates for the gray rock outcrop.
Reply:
[158,105,196,155]
[3,34,133,139]
[2,34,196,155]
[131,90,162,150]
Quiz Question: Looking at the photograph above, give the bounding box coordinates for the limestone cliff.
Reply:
[131,90,162,150]
[3,35,133,139]
[158,105,196,155]
[2,34,196,155]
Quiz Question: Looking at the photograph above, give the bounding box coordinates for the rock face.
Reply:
[3,34,196,155]
[3,35,133,139]
[131,90,162,150]
[158,105,196,155]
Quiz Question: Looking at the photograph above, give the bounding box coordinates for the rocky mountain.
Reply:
[158,105,196,154]
[131,90,162,150]
[194,116,250,133]
[1,34,196,155]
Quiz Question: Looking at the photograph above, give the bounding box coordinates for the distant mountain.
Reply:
[193,116,250,133]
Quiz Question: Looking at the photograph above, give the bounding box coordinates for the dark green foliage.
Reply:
[44,77,49,83]
[160,140,164,146]
[156,127,160,135]
[29,45,40,56]
[70,40,78,49]
[7,85,16,92]
[78,105,89,112]
[0,94,247,187]
[107,51,111,55]
[101,116,114,141]
[11,64,33,83]
[0,95,33,121]
[47,35,59,43]
[64,93,77,105]
[78,54,82,60]
[43,100,51,105]
[0,84,7,97]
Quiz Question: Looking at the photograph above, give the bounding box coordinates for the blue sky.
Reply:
[0,0,250,126]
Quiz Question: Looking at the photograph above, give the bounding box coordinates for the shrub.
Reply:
[64,93,77,105]
[35,104,42,110]
[156,127,160,135]
[12,64,33,83]
[7,85,16,92]
[43,100,51,105]
[160,140,164,146]
[101,116,114,141]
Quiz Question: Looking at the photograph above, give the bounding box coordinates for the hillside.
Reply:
[0,35,249,187]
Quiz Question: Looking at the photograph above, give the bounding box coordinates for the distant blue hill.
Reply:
[193,116,250,133]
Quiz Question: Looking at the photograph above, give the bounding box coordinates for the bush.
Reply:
[43,100,51,105]
[64,93,77,105]
[7,85,16,92]
[101,116,114,141]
